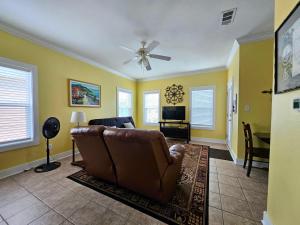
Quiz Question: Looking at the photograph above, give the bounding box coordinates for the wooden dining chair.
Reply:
[242,122,270,176]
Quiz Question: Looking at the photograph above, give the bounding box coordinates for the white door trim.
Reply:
[226,79,234,148]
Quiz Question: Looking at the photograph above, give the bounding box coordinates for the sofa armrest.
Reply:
[159,144,185,203]
[169,144,185,164]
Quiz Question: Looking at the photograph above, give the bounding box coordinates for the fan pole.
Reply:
[46,138,50,165]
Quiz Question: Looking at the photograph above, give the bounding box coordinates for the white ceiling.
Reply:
[0,0,274,80]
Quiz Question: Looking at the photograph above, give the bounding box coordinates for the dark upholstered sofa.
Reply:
[88,116,135,128]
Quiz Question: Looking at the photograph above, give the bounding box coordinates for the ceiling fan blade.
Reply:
[145,41,160,53]
[123,56,138,65]
[149,54,171,61]
[120,45,136,53]
[142,57,151,71]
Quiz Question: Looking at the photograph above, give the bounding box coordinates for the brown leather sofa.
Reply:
[70,126,117,183]
[71,126,185,203]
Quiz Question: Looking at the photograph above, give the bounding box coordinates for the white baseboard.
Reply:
[0,149,79,180]
[262,211,273,225]
[227,146,269,168]
[191,137,226,144]
[228,145,238,164]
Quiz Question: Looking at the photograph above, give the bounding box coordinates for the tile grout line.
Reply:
[0,215,8,225]
[10,196,51,224]
[208,155,266,225]
[212,167,225,225]
[0,194,39,221]
[66,199,132,225]
[57,219,73,225]
[4,154,264,225]
[239,178,261,222]
[216,166,230,225]
[210,183,265,222]
[220,208,259,223]
[53,198,91,222]
[218,193,260,223]
[4,168,84,224]
[216,163,262,224]
[26,207,52,225]
[0,189,31,209]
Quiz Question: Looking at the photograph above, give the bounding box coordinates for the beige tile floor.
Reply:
[209,157,268,225]
[192,141,268,225]
[0,143,268,225]
[0,155,166,225]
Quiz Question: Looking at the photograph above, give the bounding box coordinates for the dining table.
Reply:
[253,132,271,144]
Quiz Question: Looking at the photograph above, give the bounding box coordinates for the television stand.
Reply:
[159,121,191,143]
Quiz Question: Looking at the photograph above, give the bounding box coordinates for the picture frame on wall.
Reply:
[275,2,300,94]
[68,79,101,107]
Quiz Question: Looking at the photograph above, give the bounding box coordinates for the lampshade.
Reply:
[70,112,87,123]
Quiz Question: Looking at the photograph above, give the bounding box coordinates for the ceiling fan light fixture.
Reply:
[121,40,171,71]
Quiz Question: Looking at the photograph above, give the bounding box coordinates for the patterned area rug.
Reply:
[67,143,209,225]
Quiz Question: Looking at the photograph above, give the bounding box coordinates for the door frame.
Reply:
[226,79,234,149]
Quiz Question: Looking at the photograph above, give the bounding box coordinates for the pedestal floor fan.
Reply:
[34,117,61,173]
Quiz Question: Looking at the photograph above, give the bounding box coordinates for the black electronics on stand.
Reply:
[160,106,190,143]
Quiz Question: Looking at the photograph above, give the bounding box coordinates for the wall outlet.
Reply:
[49,143,53,151]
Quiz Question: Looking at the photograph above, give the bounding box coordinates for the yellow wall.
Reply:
[227,39,274,159]
[267,1,300,224]
[238,39,274,158]
[227,46,240,156]
[136,70,228,140]
[0,30,136,171]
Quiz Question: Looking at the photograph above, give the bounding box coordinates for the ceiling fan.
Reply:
[121,41,171,71]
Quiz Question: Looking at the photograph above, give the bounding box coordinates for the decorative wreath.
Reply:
[164,84,185,105]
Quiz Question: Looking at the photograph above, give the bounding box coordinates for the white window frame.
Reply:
[116,87,133,117]
[190,86,216,130]
[143,90,160,126]
[0,57,39,152]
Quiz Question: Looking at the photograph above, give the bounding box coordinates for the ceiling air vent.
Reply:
[221,8,237,25]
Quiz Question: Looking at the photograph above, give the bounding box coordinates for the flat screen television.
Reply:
[162,106,185,120]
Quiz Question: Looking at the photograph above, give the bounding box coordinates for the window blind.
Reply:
[144,92,159,124]
[191,87,215,129]
[0,65,33,145]
[117,89,133,117]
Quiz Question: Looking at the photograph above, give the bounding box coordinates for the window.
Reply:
[143,91,160,125]
[190,86,215,129]
[0,57,39,152]
[117,88,133,117]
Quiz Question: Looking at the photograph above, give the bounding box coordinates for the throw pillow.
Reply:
[123,122,134,128]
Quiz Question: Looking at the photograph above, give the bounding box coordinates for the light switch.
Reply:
[293,98,300,111]
[244,104,251,112]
